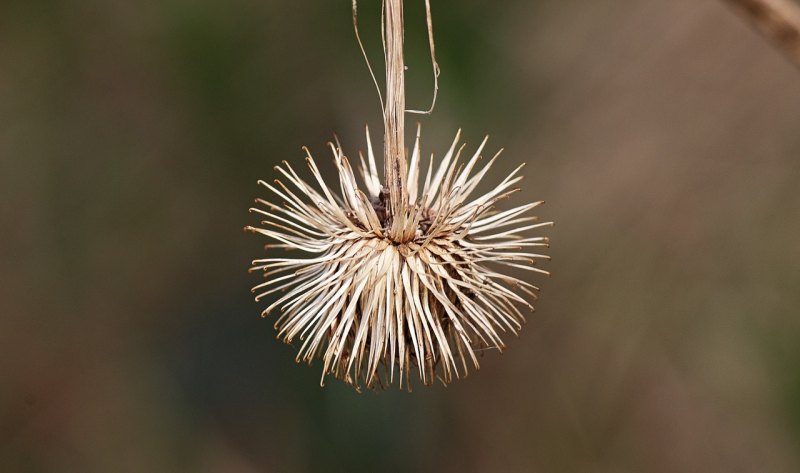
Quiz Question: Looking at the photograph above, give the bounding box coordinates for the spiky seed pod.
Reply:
[246,127,551,390]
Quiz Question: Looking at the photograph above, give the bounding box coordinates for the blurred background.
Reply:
[2,0,800,471]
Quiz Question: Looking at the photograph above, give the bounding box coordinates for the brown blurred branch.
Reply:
[723,0,800,65]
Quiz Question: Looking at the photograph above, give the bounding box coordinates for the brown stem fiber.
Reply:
[383,0,408,219]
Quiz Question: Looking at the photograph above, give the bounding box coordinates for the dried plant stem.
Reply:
[248,0,553,390]
[383,0,408,222]
[723,0,800,65]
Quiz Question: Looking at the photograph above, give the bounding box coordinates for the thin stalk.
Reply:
[383,0,408,219]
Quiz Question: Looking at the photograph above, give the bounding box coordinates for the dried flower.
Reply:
[247,0,551,390]
[246,126,551,390]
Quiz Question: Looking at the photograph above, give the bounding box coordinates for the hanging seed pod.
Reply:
[246,0,552,390]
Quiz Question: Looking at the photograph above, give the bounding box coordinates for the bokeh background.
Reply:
[3,0,800,471]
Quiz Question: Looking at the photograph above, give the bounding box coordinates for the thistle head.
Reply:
[246,127,551,390]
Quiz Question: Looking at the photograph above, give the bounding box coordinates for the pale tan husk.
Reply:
[247,126,551,390]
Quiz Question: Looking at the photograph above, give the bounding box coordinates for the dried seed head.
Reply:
[246,127,551,390]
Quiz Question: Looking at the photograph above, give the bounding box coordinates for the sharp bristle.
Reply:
[247,128,551,390]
